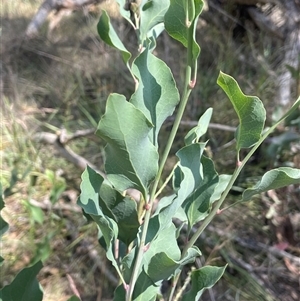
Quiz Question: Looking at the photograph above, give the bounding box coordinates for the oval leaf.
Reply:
[130,48,180,145]
[151,143,206,234]
[165,0,203,67]
[78,166,139,245]
[147,246,201,283]
[139,0,170,44]
[99,181,140,245]
[185,107,213,145]
[183,156,219,228]
[78,167,124,278]
[242,167,300,201]
[217,72,266,151]
[182,265,226,301]
[96,94,159,197]
[97,10,131,65]
[165,0,203,48]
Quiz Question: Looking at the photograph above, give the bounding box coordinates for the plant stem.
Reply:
[183,97,300,255]
[154,162,179,199]
[126,41,195,301]
[167,102,300,301]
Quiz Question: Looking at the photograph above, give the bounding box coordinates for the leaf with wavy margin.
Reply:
[242,167,300,201]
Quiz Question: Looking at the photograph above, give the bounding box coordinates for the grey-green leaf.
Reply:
[185,107,213,145]
[97,10,131,65]
[210,174,231,203]
[116,0,135,28]
[150,143,206,235]
[99,181,140,245]
[114,269,159,301]
[183,156,219,228]
[217,71,266,151]
[78,167,121,276]
[139,0,170,44]
[0,261,43,301]
[78,166,139,245]
[165,0,203,68]
[242,167,300,201]
[144,223,181,267]
[0,183,8,239]
[147,246,201,283]
[165,0,203,48]
[182,265,226,301]
[77,166,104,216]
[130,48,179,145]
[96,94,159,198]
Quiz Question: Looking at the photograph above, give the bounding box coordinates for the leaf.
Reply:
[93,216,120,277]
[77,167,121,276]
[147,246,201,283]
[217,72,266,151]
[77,166,105,215]
[175,143,206,202]
[145,22,165,51]
[132,270,159,301]
[182,265,226,301]
[24,202,44,225]
[99,181,140,245]
[266,131,300,159]
[120,246,137,282]
[140,221,200,284]
[130,48,180,145]
[139,0,170,44]
[97,11,131,65]
[66,296,81,301]
[114,245,158,300]
[210,174,231,203]
[165,0,203,68]
[116,0,135,27]
[96,94,159,198]
[183,156,219,228]
[0,261,43,301]
[242,167,300,201]
[78,166,139,245]
[149,143,206,236]
[144,223,181,266]
[0,183,8,238]
[0,183,8,266]
[165,0,203,48]
[114,269,158,301]
[185,108,213,145]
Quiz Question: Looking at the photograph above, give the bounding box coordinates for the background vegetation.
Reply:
[1,0,299,300]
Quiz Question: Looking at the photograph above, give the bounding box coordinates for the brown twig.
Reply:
[180,121,236,132]
[33,130,142,202]
[33,130,106,178]
[25,0,104,38]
